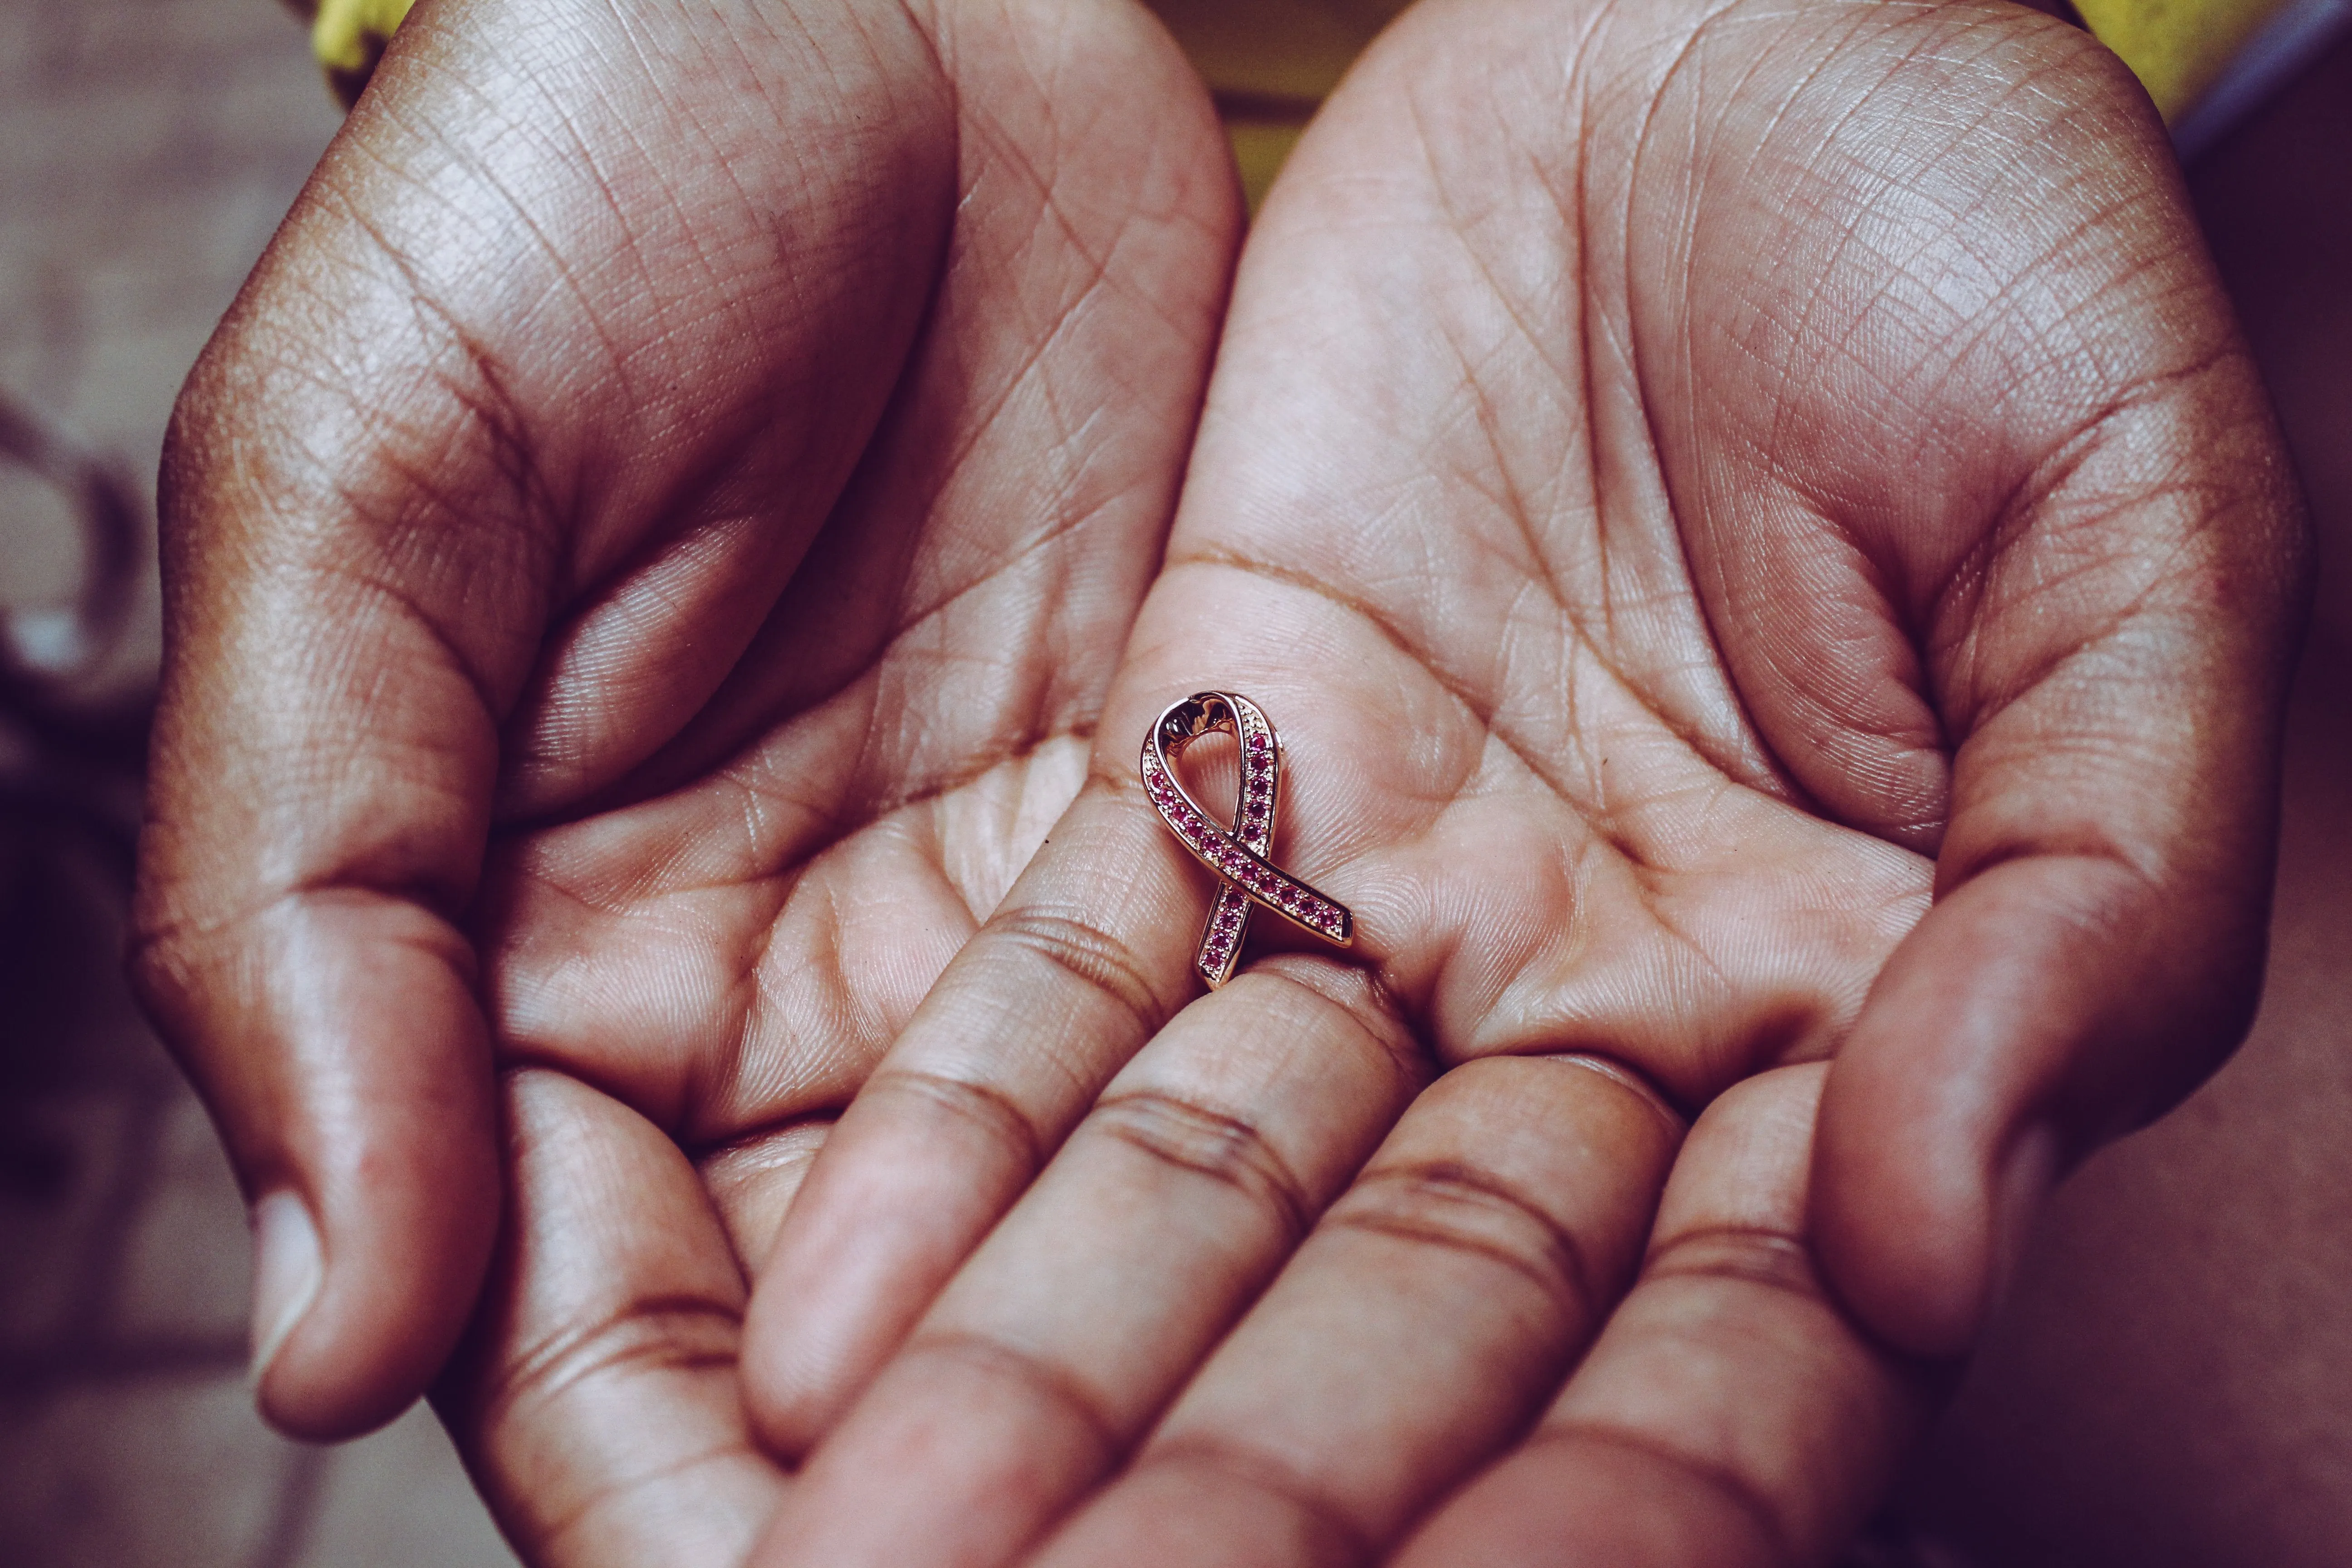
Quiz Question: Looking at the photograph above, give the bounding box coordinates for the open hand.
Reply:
[130,9,1237,1564]
[736,1,2308,1563]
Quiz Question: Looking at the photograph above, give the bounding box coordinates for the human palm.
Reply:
[130,0,1237,1495]
[713,1,2304,1564]
[136,0,2305,1563]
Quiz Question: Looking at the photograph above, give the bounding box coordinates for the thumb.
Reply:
[129,296,527,1436]
[129,0,959,1434]
[1810,342,2309,1358]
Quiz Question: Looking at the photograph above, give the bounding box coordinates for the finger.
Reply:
[745,959,1423,1568]
[700,1119,834,1276]
[1809,328,2310,1354]
[1029,1053,1683,1568]
[436,1068,785,1568]
[131,0,957,1435]
[1398,1063,1933,1568]
[739,782,1205,1455]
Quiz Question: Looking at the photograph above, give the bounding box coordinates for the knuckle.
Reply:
[1133,1437,1373,1564]
[869,1068,1049,1178]
[1325,1160,1596,1323]
[985,906,1168,1043]
[1641,1224,1822,1301]
[455,1291,743,1436]
[122,916,192,1014]
[898,1329,1121,1459]
[1526,1423,1796,1568]
[122,899,233,1051]
[1086,1089,1313,1242]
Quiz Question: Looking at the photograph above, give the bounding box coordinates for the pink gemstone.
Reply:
[1248,733,1269,751]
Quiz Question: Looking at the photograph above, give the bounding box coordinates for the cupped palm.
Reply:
[733,3,2305,1564]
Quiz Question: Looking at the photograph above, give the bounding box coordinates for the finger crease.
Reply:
[1640,1223,1822,1301]
[1326,1162,1597,1325]
[525,1437,770,1563]
[1245,963,1434,1094]
[986,906,1170,1044]
[869,1068,1050,1181]
[903,1329,1123,1464]
[1088,1089,1314,1244]
[1523,1419,1797,1568]
[1141,1436,1377,1567]
[472,1292,742,1431]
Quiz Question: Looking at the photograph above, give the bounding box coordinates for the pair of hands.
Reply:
[131,0,2306,1562]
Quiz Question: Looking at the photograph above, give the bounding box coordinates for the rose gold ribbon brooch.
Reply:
[1141,691,1354,989]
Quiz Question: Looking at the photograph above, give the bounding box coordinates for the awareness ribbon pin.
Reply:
[1141,691,1354,989]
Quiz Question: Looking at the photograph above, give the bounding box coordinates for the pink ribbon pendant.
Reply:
[1141,691,1354,989]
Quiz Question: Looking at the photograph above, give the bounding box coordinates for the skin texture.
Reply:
[742,0,2304,1563]
[129,0,2307,1563]
[1900,40,2352,1565]
[132,0,1240,1446]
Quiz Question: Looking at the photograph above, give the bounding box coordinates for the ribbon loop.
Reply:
[1141,691,1354,989]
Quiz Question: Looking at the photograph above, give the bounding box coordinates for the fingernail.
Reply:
[249,1189,322,1385]
[1985,1121,2061,1328]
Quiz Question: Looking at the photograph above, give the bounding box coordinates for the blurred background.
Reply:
[0,1,2344,1565]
